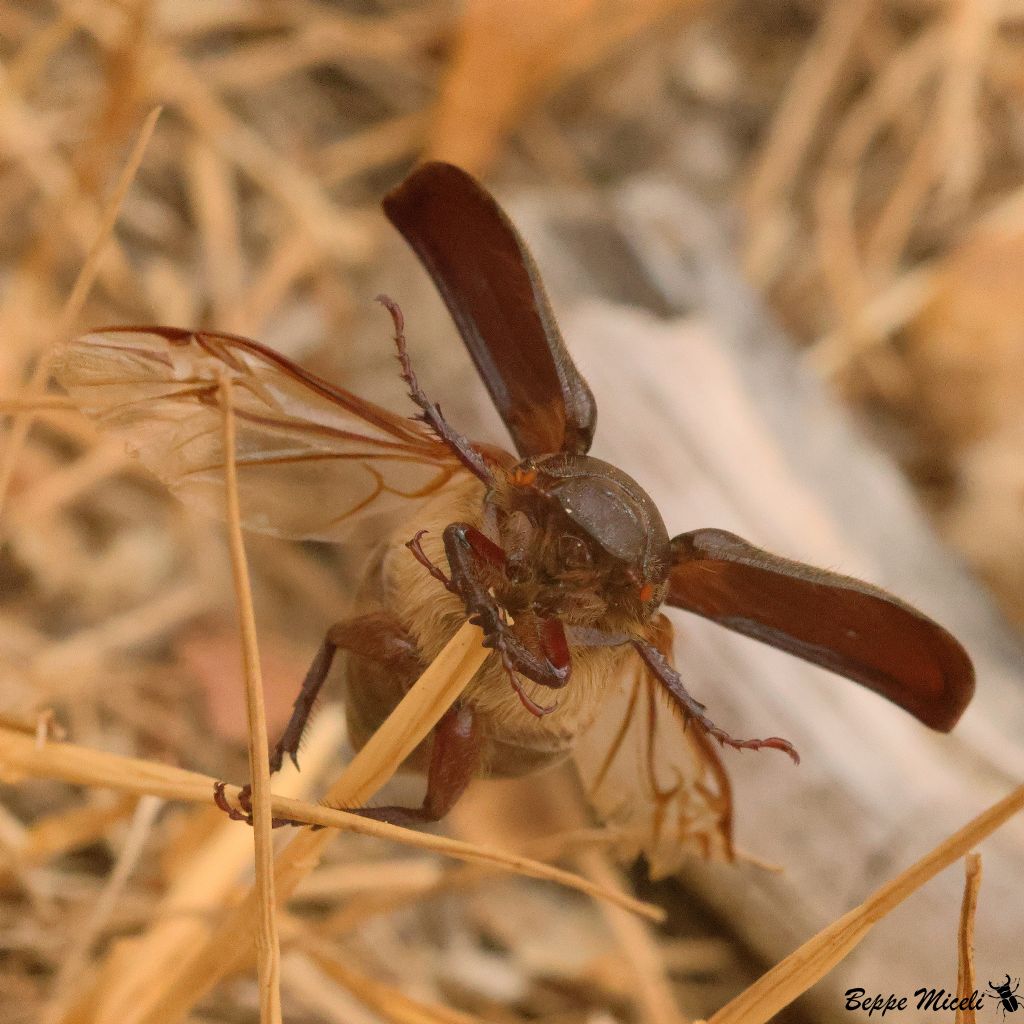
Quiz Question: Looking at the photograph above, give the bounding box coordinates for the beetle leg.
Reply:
[442,522,571,689]
[479,493,502,543]
[500,616,567,715]
[217,612,422,824]
[566,625,630,647]
[343,703,482,826]
[539,617,570,675]
[404,523,571,707]
[213,781,250,821]
[378,294,494,486]
[631,636,801,764]
[406,529,455,590]
[273,613,421,774]
[504,669,557,717]
[213,781,296,828]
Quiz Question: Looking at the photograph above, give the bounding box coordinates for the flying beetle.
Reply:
[55,162,975,863]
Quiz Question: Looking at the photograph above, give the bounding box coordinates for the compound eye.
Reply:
[558,533,592,569]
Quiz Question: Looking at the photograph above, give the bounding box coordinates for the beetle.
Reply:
[989,976,1021,1016]
[54,162,974,862]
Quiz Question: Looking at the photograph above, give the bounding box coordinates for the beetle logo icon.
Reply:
[989,976,1021,1016]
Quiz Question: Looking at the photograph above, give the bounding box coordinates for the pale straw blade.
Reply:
[219,373,281,1024]
[0,106,161,514]
[955,852,982,1024]
[709,784,1024,1024]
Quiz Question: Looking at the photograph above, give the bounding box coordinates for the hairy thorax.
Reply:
[355,474,639,776]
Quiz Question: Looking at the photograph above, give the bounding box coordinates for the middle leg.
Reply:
[272,611,423,775]
[347,702,482,826]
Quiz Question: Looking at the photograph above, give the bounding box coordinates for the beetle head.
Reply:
[496,453,672,625]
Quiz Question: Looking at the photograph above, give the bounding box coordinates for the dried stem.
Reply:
[92,709,347,1024]
[708,784,1024,1024]
[0,619,664,1023]
[0,105,161,515]
[300,935,485,1024]
[218,372,282,1024]
[743,0,873,285]
[955,852,982,1024]
[0,723,660,923]
[40,796,163,1024]
[577,847,686,1024]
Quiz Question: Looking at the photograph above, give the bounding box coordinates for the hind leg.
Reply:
[348,703,481,826]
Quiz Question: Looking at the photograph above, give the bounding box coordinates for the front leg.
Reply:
[441,522,571,690]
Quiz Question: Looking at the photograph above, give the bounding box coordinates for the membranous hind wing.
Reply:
[573,615,733,878]
[54,326,476,541]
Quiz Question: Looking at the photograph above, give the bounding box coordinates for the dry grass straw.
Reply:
[0,721,662,923]
[452,773,688,1024]
[579,848,686,1024]
[705,788,1024,1024]
[218,372,282,1024]
[743,1,999,363]
[955,853,981,1024]
[429,0,704,174]
[740,5,938,336]
[742,0,875,284]
[90,709,348,1024]
[39,796,162,1024]
[0,615,669,1023]
[299,934,488,1024]
[0,105,160,515]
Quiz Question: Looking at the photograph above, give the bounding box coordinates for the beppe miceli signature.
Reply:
[845,978,1020,1016]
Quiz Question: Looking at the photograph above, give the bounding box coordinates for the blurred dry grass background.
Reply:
[1,1,1023,1022]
